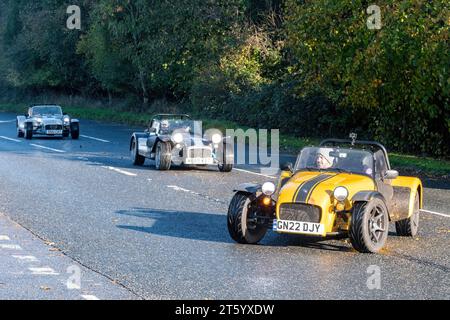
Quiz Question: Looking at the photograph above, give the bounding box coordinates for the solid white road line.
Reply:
[0,119,15,123]
[80,135,110,143]
[234,168,277,179]
[81,295,100,300]
[102,166,137,177]
[30,144,66,153]
[28,267,60,276]
[0,235,11,241]
[0,136,21,142]
[421,209,450,218]
[12,255,39,262]
[0,244,22,250]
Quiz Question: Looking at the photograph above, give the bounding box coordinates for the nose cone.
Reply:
[278,171,375,207]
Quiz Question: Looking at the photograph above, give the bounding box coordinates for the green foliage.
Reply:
[284,0,449,156]
[0,0,448,157]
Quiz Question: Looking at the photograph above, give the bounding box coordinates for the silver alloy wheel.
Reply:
[368,205,387,244]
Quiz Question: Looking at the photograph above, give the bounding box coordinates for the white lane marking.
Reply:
[13,255,39,262]
[81,295,100,300]
[0,136,21,143]
[0,244,22,250]
[80,135,110,143]
[102,166,137,177]
[0,235,10,241]
[31,144,66,153]
[29,267,60,275]
[421,209,450,218]
[167,185,224,203]
[0,119,15,123]
[234,168,277,179]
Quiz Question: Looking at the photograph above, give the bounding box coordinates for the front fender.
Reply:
[352,191,386,203]
[234,183,261,195]
[17,116,26,127]
[391,176,423,219]
[70,118,79,124]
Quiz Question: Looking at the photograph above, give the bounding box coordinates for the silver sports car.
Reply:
[16,105,80,140]
[130,114,234,172]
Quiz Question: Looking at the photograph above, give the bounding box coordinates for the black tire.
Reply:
[155,141,172,170]
[395,193,420,237]
[131,138,145,166]
[349,198,389,253]
[25,123,33,140]
[70,123,79,140]
[17,123,24,138]
[227,193,267,244]
[218,163,233,173]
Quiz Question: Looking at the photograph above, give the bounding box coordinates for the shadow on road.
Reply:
[115,207,354,252]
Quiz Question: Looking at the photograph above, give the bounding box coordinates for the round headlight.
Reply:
[262,182,276,196]
[334,187,349,202]
[212,133,222,144]
[172,133,184,144]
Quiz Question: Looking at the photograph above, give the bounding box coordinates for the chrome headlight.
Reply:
[172,133,184,144]
[64,117,70,124]
[334,187,349,202]
[262,182,276,196]
[212,133,222,144]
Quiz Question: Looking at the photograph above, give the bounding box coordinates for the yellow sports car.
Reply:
[227,137,422,253]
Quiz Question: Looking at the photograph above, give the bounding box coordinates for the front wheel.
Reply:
[155,141,172,170]
[349,198,389,253]
[395,193,420,237]
[227,193,267,244]
[25,123,33,140]
[218,163,233,173]
[70,123,79,140]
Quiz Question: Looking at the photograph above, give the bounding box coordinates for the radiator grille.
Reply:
[279,203,322,223]
[188,148,212,159]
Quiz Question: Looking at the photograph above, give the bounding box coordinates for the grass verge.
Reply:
[1,103,449,177]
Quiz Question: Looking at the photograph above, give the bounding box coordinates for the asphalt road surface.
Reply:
[0,112,449,300]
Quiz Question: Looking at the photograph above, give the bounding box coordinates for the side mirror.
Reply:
[281,162,293,172]
[384,170,399,180]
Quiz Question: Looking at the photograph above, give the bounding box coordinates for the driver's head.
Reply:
[316,149,333,169]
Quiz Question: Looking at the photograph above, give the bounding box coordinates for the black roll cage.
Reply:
[319,139,391,170]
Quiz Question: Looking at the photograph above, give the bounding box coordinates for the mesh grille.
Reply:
[45,125,63,130]
[189,148,212,159]
[279,203,322,223]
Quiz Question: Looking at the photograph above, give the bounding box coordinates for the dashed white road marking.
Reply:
[81,295,100,300]
[234,168,277,179]
[421,209,450,218]
[80,135,110,143]
[167,185,224,203]
[0,136,21,143]
[30,144,66,153]
[0,119,15,123]
[0,244,22,250]
[13,255,39,262]
[0,235,10,241]
[102,166,137,177]
[28,267,59,275]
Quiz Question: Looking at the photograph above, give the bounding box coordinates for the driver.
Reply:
[316,149,334,170]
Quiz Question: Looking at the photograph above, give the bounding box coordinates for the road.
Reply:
[0,111,449,300]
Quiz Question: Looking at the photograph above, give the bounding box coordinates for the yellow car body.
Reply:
[227,138,423,253]
[275,170,422,237]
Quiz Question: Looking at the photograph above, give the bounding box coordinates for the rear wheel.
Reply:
[17,123,24,138]
[395,193,420,237]
[131,138,145,166]
[227,193,267,244]
[349,198,389,253]
[155,141,172,170]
